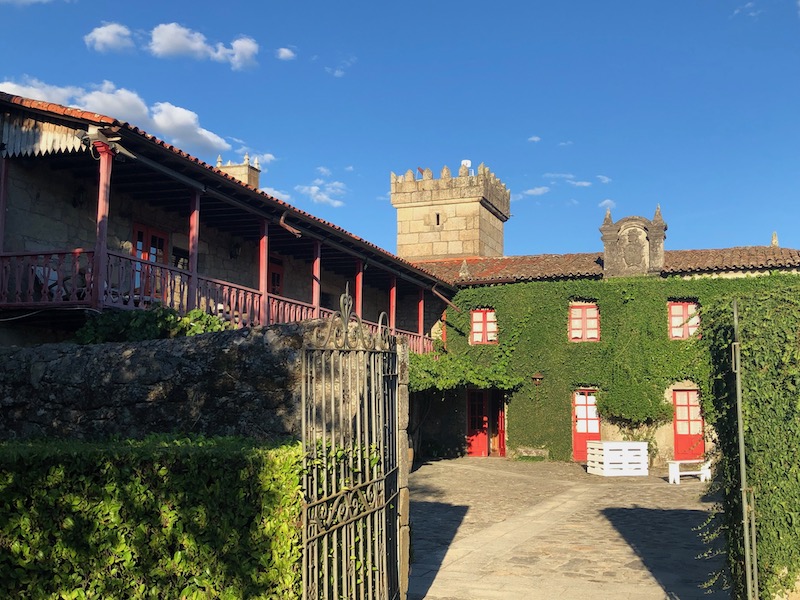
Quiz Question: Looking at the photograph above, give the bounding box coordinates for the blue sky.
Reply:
[2,0,799,257]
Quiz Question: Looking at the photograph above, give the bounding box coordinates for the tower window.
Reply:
[435,213,441,226]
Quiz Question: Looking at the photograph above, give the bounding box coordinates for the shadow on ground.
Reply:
[409,499,468,600]
[602,506,728,598]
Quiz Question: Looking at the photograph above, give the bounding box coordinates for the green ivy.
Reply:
[0,436,303,599]
[702,291,800,599]
[74,307,230,344]
[410,274,800,460]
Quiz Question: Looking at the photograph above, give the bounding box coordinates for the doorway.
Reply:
[466,389,506,457]
[673,389,705,460]
[572,388,601,461]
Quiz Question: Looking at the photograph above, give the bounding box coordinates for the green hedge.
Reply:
[703,291,800,599]
[411,274,800,460]
[0,436,303,599]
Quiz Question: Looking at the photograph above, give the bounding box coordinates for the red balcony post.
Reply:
[312,240,321,318]
[355,260,363,318]
[389,275,397,332]
[0,157,7,251]
[417,288,425,336]
[92,142,114,310]
[187,190,200,311]
[259,220,269,325]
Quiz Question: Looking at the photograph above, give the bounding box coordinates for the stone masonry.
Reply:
[391,162,511,261]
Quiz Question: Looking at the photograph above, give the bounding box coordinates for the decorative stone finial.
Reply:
[254,157,260,170]
[653,204,663,224]
[423,168,433,180]
[441,165,451,179]
[458,260,470,278]
[772,231,779,247]
[244,152,250,166]
[458,163,469,177]
[603,208,613,225]
[216,155,222,167]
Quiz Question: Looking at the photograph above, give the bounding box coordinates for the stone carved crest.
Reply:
[600,207,667,278]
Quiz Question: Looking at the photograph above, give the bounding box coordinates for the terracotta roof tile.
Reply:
[0,92,447,286]
[416,246,800,286]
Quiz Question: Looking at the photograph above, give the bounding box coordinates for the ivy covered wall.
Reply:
[410,274,800,461]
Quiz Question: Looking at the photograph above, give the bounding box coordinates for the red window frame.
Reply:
[668,301,700,340]
[470,308,498,345]
[569,302,600,342]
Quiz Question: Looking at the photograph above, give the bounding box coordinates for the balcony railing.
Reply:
[0,250,94,307]
[1,250,434,352]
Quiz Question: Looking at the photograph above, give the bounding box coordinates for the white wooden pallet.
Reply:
[586,441,649,476]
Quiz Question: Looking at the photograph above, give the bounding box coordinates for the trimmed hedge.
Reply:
[0,436,303,599]
[703,291,800,599]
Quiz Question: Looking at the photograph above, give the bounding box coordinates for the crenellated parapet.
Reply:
[390,162,511,223]
[390,162,511,260]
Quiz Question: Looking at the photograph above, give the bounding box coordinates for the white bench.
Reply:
[667,459,711,484]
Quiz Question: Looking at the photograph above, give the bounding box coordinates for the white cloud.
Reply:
[732,2,762,17]
[325,56,357,77]
[596,175,612,184]
[0,77,82,106]
[255,152,275,164]
[558,141,573,147]
[599,199,616,210]
[261,186,291,200]
[295,179,347,207]
[148,23,258,70]
[527,135,541,143]
[316,166,332,176]
[0,0,55,3]
[542,172,574,179]
[0,77,233,155]
[84,23,134,52]
[345,165,354,172]
[522,186,550,196]
[78,81,152,124]
[567,180,592,187]
[151,102,230,152]
[276,47,296,60]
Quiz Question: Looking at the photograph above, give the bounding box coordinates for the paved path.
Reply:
[408,458,728,600]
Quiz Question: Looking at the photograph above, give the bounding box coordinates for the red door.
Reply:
[673,389,705,460]
[133,225,169,300]
[494,398,506,458]
[572,389,601,461]
[466,390,489,457]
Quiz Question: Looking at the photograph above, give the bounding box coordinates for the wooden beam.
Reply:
[259,220,269,325]
[92,142,114,310]
[187,190,200,310]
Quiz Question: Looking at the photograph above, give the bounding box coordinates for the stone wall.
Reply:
[0,320,412,596]
[0,323,309,441]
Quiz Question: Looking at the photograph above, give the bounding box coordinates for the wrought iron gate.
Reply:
[302,290,400,600]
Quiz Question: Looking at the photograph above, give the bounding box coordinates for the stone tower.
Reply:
[600,206,667,277]
[216,153,261,188]
[390,161,511,260]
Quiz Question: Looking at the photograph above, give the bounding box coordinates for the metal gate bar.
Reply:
[302,290,399,600]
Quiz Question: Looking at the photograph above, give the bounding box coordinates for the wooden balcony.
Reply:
[0,250,433,353]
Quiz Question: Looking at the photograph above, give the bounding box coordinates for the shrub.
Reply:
[0,436,303,599]
[75,307,230,344]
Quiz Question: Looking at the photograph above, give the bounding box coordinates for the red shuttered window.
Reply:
[470,309,498,345]
[569,302,600,342]
[668,301,700,339]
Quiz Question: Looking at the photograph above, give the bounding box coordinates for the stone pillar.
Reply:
[396,336,411,599]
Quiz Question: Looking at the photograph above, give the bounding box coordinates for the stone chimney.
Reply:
[216,153,261,188]
[390,161,511,261]
[600,206,667,277]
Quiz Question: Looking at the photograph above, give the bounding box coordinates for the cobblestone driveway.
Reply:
[408,457,728,600]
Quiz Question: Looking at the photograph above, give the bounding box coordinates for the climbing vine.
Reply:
[409,274,800,460]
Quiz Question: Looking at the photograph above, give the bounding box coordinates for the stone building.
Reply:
[391,161,800,465]
[0,92,451,349]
